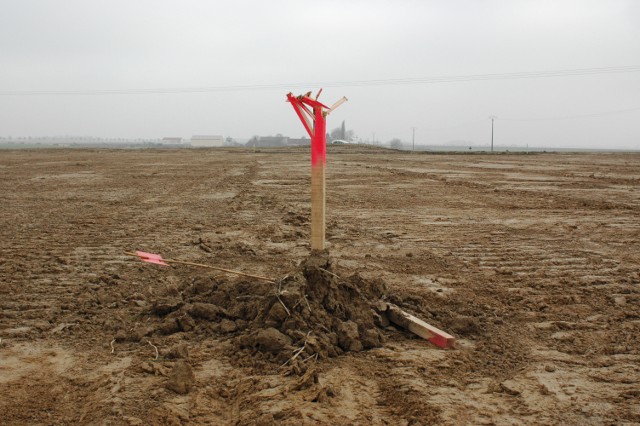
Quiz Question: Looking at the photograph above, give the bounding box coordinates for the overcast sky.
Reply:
[1,0,639,148]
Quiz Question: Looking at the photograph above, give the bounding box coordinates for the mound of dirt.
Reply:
[144,251,387,372]
[238,252,387,366]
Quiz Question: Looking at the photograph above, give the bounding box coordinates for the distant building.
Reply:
[287,137,311,146]
[245,135,310,147]
[162,137,183,144]
[191,135,224,147]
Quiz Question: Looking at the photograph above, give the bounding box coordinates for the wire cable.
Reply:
[1,65,639,96]
[498,106,640,121]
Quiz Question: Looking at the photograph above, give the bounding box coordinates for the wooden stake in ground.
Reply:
[124,251,275,283]
[287,91,347,251]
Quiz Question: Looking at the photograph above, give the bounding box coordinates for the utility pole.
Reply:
[412,127,416,151]
[489,116,497,152]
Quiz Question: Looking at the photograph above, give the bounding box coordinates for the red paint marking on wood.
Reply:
[386,303,455,349]
[134,251,170,266]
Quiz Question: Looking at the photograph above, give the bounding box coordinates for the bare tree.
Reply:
[330,127,343,141]
[389,138,403,149]
[330,125,355,142]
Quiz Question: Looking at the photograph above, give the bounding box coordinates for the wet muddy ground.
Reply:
[1,146,639,425]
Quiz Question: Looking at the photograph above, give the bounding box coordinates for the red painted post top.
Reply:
[286,92,330,167]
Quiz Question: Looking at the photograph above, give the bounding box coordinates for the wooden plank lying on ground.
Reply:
[385,303,456,349]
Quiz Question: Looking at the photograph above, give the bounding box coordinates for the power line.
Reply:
[499,106,640,121]
[1,65,639,96]
[408,107,639,142]
[420,121,485,131]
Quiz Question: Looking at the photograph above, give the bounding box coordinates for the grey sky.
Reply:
[1,0,638,148]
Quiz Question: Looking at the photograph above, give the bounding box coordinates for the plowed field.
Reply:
[1,147,639,425]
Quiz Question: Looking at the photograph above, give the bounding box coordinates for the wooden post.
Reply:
[310,163,326,250]
[287,91,346,252]
[310,104,327,250]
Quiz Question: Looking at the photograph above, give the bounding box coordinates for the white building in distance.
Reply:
[190,135,224,147]
[161,137,183,144]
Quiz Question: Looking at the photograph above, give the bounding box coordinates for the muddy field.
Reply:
[1,146,639,425]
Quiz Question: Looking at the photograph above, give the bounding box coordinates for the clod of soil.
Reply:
[165,343,189,360]
[240,327,293,354]
[165,360,195,395]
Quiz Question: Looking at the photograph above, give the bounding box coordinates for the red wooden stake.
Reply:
[287,91,347,251]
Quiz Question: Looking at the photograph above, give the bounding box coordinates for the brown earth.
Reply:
[1,146,639,425]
